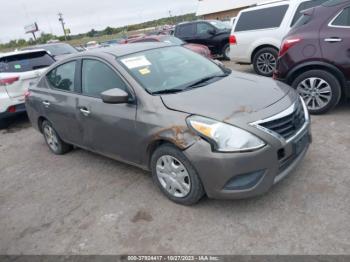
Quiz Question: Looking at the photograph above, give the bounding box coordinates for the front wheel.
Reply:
[151,144,205,205]
[292,70,341,115]
[253,47,278,77]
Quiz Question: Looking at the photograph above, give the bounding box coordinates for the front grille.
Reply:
[259,100,305,140]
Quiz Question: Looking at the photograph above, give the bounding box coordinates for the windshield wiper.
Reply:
[185,74,229,90]
[151,88,184,95]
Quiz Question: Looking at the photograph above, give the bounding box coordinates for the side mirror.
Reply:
[208,29,216,35]
[101,88,129,104]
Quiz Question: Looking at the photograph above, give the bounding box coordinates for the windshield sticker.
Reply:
[121,56,151,69]
[139,67,151,75]
[14,64,22,69]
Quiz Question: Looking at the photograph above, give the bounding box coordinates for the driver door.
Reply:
[77,58,138,163]
[195,22,216,53]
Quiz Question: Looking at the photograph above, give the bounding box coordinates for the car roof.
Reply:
[68,42,173,59]
[0,49,48,59]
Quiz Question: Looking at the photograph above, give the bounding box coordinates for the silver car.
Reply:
[25,43,311,205]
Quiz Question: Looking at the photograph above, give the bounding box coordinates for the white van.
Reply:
[229,0,328,76]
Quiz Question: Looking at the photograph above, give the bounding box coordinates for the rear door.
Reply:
[0,51,55,99]
[77,58,138,163]
[320,6,350,80]
[43,60,84,146]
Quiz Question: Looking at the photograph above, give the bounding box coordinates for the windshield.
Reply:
[118,46,226,94]
[209,20,230,30]
[43,44,78,56]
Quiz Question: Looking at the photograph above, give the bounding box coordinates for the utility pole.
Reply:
[58,12,67,40]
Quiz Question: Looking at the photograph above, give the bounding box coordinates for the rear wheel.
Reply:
[42,120,72,155]
[222,44,230,60]
[253,47,278,77]
[151,144,205,205]
[292,70,341,115]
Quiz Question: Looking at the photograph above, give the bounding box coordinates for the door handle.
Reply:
[80,108,90,116]
[324,37,342,43]
[42,101,50,107]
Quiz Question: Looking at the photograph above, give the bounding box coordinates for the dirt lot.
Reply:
[0,63,349,255]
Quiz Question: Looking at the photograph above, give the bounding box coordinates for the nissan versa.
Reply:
[25,43,311,205]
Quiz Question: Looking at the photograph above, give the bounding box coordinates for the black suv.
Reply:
[174,20,231,60]
[275,0,350,114]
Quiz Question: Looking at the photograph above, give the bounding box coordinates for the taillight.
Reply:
[279,37,301,57]
[229,35,237,45]
[8,106,16,113]
[0,76,20,86]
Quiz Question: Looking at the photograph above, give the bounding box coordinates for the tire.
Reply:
[222,43,231,61]
[151,144,205,205]
[253,47,278,77]
[41,120,72,155]
[292,70,341,115]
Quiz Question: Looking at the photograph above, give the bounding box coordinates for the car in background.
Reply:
[229,0,329,77]
[174,20,231,60]
[85,41,101,50]
[0,50,55,120]
[75,45,87,52]
[101,38,126,47]
[26,43,311,205]
[125,35,212,58]
[274,0,350,114]
[22,43,78,61]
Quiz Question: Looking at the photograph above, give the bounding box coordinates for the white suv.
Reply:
[0,50,55,120]
[229,0,328,77]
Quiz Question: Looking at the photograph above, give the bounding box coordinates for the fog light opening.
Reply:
[224,170,265,191]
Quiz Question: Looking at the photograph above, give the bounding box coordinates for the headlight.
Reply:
[187,116,265,152]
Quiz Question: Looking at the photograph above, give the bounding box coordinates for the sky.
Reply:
[0,0,199,43]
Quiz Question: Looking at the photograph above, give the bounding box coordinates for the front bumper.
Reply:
[184,125,311,200]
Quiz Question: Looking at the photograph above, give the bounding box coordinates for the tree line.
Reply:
[0,13,196,50]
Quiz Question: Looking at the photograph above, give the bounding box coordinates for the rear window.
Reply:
[332,7,350,26]
[293,13,313,28]
[0,52,55,73]
[291,0,328,26]
[235,5,289,32]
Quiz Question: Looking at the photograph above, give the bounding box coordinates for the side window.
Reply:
[47,61,76,92]
[235,5,289,32]
[197,23,213,35]
[176,24,196,37]
[291,0,328,26]
[82,59,128,98]
[332,7,350,27]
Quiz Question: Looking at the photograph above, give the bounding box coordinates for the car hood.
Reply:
[161,71,291,124]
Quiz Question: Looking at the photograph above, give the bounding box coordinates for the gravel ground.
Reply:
[0,63,349,255]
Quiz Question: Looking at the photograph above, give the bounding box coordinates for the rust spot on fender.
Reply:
[153,125,199,149]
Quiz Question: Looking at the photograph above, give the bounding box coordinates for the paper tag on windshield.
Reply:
[121,56,151,69]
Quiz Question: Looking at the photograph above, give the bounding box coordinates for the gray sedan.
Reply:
[25,43,311,205]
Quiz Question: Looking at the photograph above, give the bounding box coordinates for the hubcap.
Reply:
[44,125,59,152]
[257,52,276,75]
[297,77,332,111]
[156,155,191,198]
